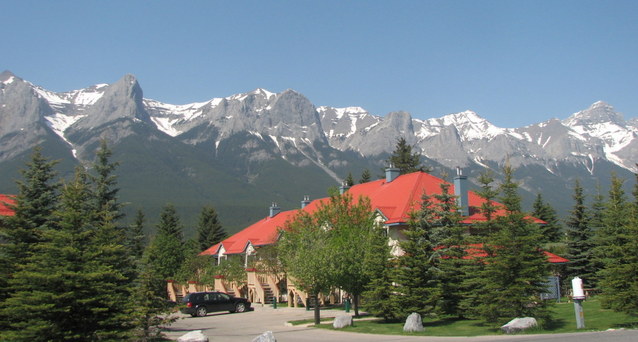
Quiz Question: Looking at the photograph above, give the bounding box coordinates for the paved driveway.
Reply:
[163,305,637,342]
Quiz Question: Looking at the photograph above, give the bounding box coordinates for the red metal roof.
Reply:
[200,172,546,256]
[0,194,16,216]
[200,210,298,256]
[461,244,569,264]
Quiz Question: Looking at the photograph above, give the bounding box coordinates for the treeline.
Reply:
[281,139,638,327]
[0,142,227,341]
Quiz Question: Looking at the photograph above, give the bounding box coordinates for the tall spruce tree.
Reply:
[431,181,467,317]
[2,167,134,341]
[361,224,398,321]
[532,193,563,243]
[144,204,186,284]
[0,147,60,331]
[129,209,146,259]
[394,191,441,317]
[387,137,429,174]
[564,179,595,286]
[595,172,638,315]
[359,169,372,184]
[467,165,550,325]
[196,205,226,252]
[0,147,60,287]
[344,172,355,187]
[594,174,632,309]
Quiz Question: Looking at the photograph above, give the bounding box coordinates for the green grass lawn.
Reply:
[305,298,638,336]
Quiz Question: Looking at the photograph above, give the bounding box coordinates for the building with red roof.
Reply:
[201,168,553,261]
[0,194,16,217]
[194,168,567,306]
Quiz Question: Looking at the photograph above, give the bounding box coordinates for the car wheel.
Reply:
[235,303,246,313]
[196,306,207,317]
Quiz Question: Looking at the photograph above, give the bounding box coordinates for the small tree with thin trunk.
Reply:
[277,209,333,325]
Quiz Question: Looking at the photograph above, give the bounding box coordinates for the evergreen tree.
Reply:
[394,191,441,317]
[196,205,226,252]
[431,181,467,317]
[596,173,638,315]
[0,147,60,284]
[129,209,147,259]
[387,137,430,174]
[361,225,398,321]
[0,147,59,330]
[130,262,177,341]
[594,174,632,308]
[344,172,355,187]
[467,165,550,325]
[564,180,595,286]
[2,168,133,341]
[470,171,499,237]
[91,139,123,221]
[532,193,563,243]
[144,204,186,285]
[359,169,372,184]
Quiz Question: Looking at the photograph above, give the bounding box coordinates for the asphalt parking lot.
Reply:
[163,305,637,342]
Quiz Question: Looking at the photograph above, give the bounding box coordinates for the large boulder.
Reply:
[177,330,208,342]
[501,317,538,334]
[403,312,424,332]
[332,314,353,329]
[252,330,276,342]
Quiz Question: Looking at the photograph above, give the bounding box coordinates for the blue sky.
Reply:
[3,0,637,127]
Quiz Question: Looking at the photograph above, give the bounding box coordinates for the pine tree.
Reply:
[344,172,355,187]
[359,169,372,184]
[431,181,467,317]
[532,193,563,243]
[196,205,226,252]
[564,179,595,286]
[144,204,186,285]
[0,147,59,331]
[594,174,632,309]
[387,137,429,174]
[2,168,134,341]
[361,225,398,321]
[0,147,60,280]
[467,165,550,325]
[130,262,177,341]
[129,209,146,259]
[91,139,123,221]
[595,173,638,315]
[394,191,441,317]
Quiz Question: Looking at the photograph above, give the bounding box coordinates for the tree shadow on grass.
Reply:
[613,321,638,329]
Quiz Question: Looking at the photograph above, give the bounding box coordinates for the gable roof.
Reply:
[200,210,297,256]
[0,194,16,216]
[201,171,545,256]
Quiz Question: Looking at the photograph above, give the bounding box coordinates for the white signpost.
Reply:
[571,277,586,329]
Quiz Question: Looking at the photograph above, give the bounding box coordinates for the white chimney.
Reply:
[454,167,469,216]
[385,164,400,183]
[269,202,280,217]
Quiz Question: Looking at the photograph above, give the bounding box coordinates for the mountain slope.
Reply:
[0,71,636,232]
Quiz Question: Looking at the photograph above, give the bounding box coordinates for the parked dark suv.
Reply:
[180,291,251,317]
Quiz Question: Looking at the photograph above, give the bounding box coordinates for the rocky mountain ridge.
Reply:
[1,71,635,231]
